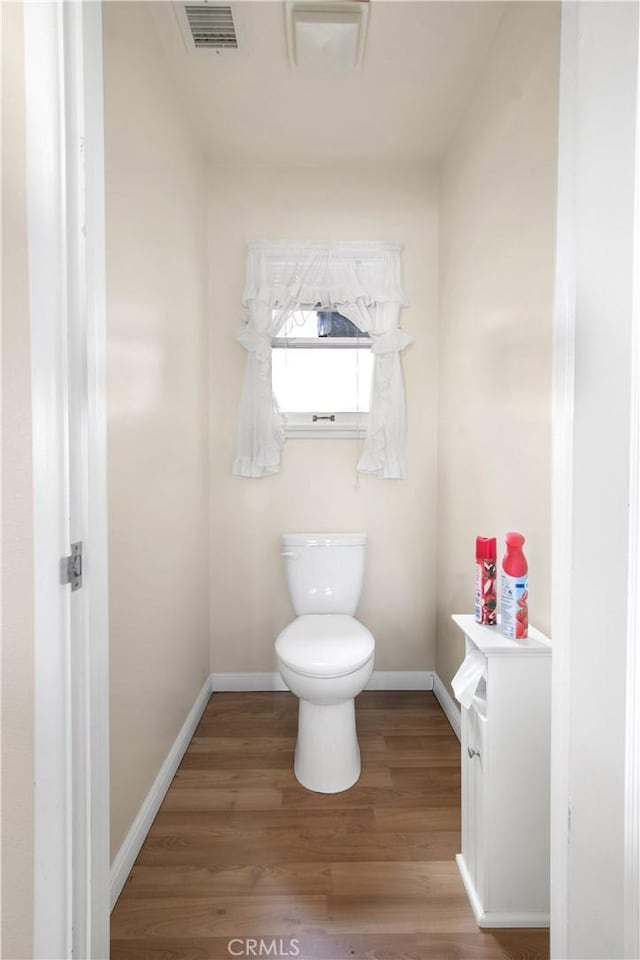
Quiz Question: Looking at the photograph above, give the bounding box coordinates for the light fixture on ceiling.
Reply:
[285,1,370,69]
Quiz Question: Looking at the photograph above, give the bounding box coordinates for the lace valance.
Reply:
[242,240,408,309]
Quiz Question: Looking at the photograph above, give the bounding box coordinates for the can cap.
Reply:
[505,531,525,549]
[476,536,496,561]
[503,531,527,577]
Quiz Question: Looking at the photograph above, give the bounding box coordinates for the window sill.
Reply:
[283,414,368,439]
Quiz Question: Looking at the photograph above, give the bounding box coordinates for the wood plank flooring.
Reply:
[111,691,549,960]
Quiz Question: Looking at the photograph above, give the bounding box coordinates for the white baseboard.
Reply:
[109,676,212,911]
[365,670,433,690]
[456,854,549,928]
[209,670,435,692]
[211,672,288,691]
[433,671,461,741]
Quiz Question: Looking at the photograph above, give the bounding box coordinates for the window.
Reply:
[272,309,373,437]
[233,240,410,479]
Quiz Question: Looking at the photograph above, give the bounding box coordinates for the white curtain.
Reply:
[232,240,411,479]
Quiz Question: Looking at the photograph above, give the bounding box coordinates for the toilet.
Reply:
[275,532,375,793]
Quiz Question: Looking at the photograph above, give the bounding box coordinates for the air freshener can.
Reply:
[500,531,529,640]
[474,537,497,625]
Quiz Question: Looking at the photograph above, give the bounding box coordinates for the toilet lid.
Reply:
[276,615,375,678]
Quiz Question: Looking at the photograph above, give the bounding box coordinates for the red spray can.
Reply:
[501,532,529,640]
[474,537,497,625]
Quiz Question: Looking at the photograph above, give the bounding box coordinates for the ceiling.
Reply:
[148,1,506,164]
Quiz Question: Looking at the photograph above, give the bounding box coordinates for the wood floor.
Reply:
[111,691,549,960]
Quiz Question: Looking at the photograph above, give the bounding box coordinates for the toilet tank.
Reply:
[281,533,367,616]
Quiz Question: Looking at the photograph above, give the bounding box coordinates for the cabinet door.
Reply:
[463,703,487,903]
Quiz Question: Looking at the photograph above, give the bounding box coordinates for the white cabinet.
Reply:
[452,613,551,928]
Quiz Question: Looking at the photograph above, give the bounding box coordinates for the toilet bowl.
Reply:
[275,534,375,793]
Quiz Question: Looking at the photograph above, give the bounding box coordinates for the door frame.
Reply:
[549,5,576,954]
[23,2,109,956]
[624,7,640,953]
[550,3,640,958]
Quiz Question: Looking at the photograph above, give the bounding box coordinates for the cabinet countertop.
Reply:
[452,613,551,657]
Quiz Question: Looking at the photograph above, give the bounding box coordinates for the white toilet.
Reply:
[275,532,375,794]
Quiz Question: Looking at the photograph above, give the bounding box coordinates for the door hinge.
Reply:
[61,541,83,591]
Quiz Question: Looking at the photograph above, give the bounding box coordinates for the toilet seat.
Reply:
[276,614,374,679]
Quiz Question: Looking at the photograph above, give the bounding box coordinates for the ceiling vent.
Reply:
[175,3,239,54]
[285,1,370,69]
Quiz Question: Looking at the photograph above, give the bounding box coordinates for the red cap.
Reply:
[505,531,525,549]
[476,536,496,561]
[503,531,527,576]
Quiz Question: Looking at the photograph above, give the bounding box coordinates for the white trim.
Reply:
[109,678,213,911]
[549,5,578,956]
[456,855,549,930]
[283,418,368,440]
[63,3,110,957]
[210,670,434,692]
[25,3,110,955]
[24,4,110,954]
[625,6,640,955]
[211,672,289,692]
[82,3,111,951]
[433,673,461,742]
[551,7,640,956]
[24,4,73,955]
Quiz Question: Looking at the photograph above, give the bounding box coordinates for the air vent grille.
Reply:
[184,4,238,48]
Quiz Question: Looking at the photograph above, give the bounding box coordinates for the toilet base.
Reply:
[294,697,361,793]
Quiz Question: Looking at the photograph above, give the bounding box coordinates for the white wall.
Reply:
[103,1,210,861]
[436,2,560,692]
[208,163,438,674]
[1,3,35,956]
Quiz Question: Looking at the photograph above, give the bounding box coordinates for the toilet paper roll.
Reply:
[451,650,487,709]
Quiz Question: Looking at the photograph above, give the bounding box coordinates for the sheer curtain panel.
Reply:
[232,240,411,479]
